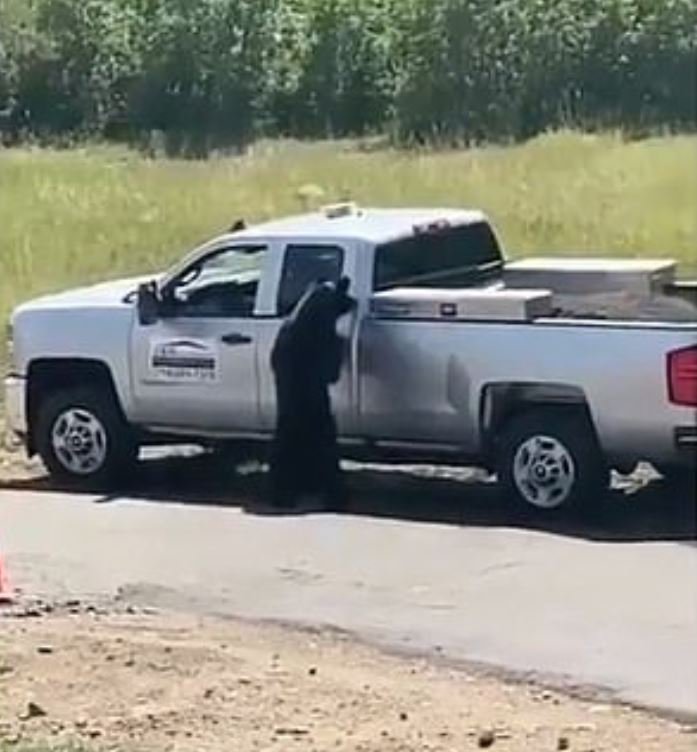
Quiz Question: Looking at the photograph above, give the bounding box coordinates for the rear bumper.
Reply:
[3,374,27,438]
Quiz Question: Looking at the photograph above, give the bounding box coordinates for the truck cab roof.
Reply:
[220,206,489,246]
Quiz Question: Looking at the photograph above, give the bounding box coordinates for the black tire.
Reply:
[35,386,138,490]
[497,408,609,514]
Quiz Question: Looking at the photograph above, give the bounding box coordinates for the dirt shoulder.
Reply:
[0,604,694,752]
[0,450,38,485]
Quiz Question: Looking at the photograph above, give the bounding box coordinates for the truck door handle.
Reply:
[221,332,253,346]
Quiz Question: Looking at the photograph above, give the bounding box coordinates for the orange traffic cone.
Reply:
[0,552,14,604]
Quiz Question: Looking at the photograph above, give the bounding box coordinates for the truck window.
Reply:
[373,222,503,291]
[162,245,267,318]
[277,244,344,315]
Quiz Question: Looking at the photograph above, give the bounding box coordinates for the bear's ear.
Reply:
[337,276,351,295]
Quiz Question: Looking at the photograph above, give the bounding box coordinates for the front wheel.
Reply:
[497,409,609,514]
[36,386,138,490]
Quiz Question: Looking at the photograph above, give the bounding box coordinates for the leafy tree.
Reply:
[0,0,694,151]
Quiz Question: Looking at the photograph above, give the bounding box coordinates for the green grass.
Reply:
[1,131,696,340]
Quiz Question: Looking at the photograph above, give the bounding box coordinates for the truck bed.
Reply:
[503,257,697,323]
[372,283,697,325]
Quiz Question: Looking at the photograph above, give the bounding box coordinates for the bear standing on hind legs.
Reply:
[269,277,356,510]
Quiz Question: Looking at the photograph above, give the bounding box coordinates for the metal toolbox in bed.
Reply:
[370,287,554,322]
[504,257,677,295]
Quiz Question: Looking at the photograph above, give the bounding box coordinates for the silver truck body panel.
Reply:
[11,304,136,419]
[358,316,696,464]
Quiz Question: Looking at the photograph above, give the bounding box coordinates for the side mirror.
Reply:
[136,282,160,326]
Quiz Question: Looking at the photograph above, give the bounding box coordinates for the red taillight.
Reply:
[668,346,697,407]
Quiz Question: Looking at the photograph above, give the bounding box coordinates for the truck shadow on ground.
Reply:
[2,452,694,545]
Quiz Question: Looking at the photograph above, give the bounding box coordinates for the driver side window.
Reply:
[163,245,267,319]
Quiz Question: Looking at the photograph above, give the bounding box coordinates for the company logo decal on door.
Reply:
[149,339,220,383]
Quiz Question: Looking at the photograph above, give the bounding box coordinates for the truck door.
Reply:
[129,243,268,433]
[256,241,360,436]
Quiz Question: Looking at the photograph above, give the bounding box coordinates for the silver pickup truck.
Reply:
[5,205,696,512]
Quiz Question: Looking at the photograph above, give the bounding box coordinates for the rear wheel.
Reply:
[497,409,609,514]
[36,386,138,490]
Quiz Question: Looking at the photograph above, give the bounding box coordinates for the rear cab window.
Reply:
[373,222,503,291]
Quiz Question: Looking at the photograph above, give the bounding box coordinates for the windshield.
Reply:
[373,221,503,291]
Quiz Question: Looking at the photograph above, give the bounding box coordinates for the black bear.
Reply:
[268,277,355,509]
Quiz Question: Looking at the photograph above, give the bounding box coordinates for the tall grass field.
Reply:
[1,132,696,356]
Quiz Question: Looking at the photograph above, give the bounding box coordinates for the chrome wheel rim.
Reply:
[51,408,108,476]
[513,435,576,509]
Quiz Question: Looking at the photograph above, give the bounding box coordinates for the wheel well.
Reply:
[26,358,121,455]
[480,382,596,464]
